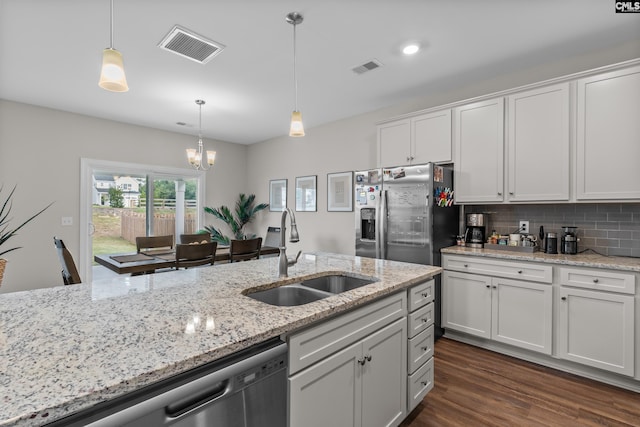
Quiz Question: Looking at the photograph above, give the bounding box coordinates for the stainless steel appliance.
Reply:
[561,226,578,254]
[50,338,287,427]
[545,232,558,254]
[355,163,459,338]
[464,213,487,248]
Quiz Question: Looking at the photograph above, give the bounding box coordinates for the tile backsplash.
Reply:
[466,203,640,258]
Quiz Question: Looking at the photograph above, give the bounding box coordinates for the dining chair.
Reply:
[180,233,211,244]
[229,237,262,262]
[136,235,174,254]
[175,241,217,269]
[53,237,81,285]
[263,227,281,248]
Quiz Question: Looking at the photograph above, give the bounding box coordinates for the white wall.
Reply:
[0,101,247,293]
[246,40,640,258]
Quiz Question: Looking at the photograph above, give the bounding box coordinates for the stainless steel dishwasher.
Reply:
[48,338,287,427]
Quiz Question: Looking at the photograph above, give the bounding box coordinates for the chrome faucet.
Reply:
[279,208,301,278]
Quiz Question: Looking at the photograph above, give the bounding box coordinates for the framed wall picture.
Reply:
[327,171,353,212]
[269,179,287,211]
[295,175,317,212]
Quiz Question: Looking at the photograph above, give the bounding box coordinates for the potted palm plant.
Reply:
[203,193,268,246]
[0,185,52,285]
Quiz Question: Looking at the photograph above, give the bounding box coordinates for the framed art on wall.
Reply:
[269,179,287,211]
[327,171,353,211]
[295,175,317,212]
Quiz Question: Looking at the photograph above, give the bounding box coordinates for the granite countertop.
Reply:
[441,246,640,272]
[0,252,441,427]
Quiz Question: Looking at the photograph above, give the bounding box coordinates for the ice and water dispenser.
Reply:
[360,208,376,240]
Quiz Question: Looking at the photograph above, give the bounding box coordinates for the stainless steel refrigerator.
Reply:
[355,163,459,338]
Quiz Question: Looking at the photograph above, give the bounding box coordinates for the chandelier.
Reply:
[186,99,216,170]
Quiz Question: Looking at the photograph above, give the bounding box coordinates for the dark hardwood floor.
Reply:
[401,338,640,427]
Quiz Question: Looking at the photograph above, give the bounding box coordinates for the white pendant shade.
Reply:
[289,110,305,137]
[99,48,129,92]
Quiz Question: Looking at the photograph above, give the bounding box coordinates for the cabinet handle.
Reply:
[498,192,503,196]
[486,285,490,288]
[366,355,372,362]
[561,297,567,301]
[492,285,497,289]
[509,192,514,195]
[464,264,468,268]
[421,381,428,386]
[517,270,523,274]
[421,318,429,323]
[421,292,429,297]
[358,358,366,365]
[421,346,429,352]
[406,156,411,162]
[593,278,599,283]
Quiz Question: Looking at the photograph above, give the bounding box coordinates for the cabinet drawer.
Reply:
[560,267,635,295]
[408,356,434,412]
[408,302,433,338]
[289,292,407,375]
[443,255,552,283]
[408,325,434,375]
[408,279,434,312]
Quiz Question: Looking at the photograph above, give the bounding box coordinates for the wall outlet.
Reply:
[519,220,529,234]
[62,216,73,226]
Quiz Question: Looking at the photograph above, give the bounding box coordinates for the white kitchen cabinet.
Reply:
[453,97,505,203]
[576,65,640,200]
[411,110,452,164]
[442,260,553,355]
[406,280,436,413]
[557,266,636,377]
[378,119,411,167]
[289,318,407,427]
[378,110,451,167]
[507,83,570,202]
[288,292,407,427]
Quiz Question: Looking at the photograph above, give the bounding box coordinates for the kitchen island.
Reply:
[0,252,440,427]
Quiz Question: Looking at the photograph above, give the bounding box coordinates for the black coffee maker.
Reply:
[561,226,578,254]
[464,213,486,248]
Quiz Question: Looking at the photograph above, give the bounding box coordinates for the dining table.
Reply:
[94,245,280,275]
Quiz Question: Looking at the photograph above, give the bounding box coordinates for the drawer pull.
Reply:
[421,346,429,352]
[358,358,366,366]
[421,381,429,386]
[486,285,490,288]
[421,318,429,323]
[365,355,372,362]
[561,297,567,301]
[593,278,599,283]
[464,264,468,268]
[492,285,497,289]
[421,292,429,297]
[517,270,523,274]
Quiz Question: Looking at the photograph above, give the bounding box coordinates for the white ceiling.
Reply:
[1,0,638,145]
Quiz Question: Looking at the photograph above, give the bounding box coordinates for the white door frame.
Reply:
[80,158,205,282]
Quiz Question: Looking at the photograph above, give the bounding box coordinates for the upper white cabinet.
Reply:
[576,65,640,200]
[507,83,570,202]
[378,109,452,167]
[453,97,505,203]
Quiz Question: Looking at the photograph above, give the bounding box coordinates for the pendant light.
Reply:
[186,100,216,170]
[286,12,305,137]
[98,0,129,92]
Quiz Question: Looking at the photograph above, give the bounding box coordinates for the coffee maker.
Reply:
[464,213,486,248]
[561,226,578,255]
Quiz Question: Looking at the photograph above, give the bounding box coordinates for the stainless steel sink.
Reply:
[246,275,378,306]
[300,275,376,294]
[247,284,333,307]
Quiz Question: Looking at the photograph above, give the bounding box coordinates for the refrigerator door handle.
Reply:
[379,189,387,259]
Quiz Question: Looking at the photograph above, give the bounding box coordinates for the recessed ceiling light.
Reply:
[402,43,420,55]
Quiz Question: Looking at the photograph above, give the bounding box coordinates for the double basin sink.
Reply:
[247,274,377,306]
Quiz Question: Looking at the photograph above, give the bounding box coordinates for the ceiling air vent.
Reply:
[352,59,383,75]
[158,25,225,64]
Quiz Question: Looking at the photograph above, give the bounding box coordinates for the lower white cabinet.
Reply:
[443,270,552,354]
[289,318,407,427]
[558,286,635,377]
